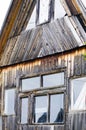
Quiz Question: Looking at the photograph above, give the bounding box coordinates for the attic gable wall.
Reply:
[0,17,86,66]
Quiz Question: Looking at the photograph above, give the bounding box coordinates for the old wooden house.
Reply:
[0,0,86,130]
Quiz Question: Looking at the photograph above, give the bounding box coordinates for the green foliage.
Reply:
[83,42,86,60]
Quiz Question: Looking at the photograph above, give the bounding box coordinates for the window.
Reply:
[50,94,64,123]
[21,98,28,123]
[4,89,15,115]
[26,5,36,30]
[21,72,65,124]
[22,76,40,91]
[38,0,50,24]
[21,72,64,91]
[34,96,48,123]
[43,72,64,87]
[71,77,86,110]
[34,94,64,123]
[25,0,67,30]
[54,0,66,19]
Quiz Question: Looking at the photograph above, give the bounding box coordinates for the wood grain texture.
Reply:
[0,17,86,66]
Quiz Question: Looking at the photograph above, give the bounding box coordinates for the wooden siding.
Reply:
[68,111,86,130]
[0,48,86,130]
[0,17,86,66]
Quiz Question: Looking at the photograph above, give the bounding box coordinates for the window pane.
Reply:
[39,0,49,24]
[71,77,86,110]
[0,116,2,130]
[50,94,64,123]
[26,5,36,30]
[4,89,15,115]
[43,72,64,87]
[54,0,66,19]
[34,96,48,123]
[21,98,28,123]
[22,77,40,91]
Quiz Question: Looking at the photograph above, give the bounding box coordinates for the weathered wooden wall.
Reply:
[0,47,86,130]
[0,16,86,66]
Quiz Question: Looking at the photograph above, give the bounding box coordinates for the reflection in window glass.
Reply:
[50,94,64,123]
[39,0,49,24]
[0,116,2,130]
[22,77,40,91]
[4,89,15,115]
[34,96,48,123]
[54,0,66,19]
[21,98,28,123]
[71,77,86,110]
[26,6,36,30]
[43,72,64,87]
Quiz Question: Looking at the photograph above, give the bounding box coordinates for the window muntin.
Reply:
[21,98,28,124]
[71,77,86,110]
[38,0,50,24]
[4,89,15,115]
[54,0,66,19]
[22,76,40,91]
[50,94,64,123]
[43,72,64,87]
[34,94,64,124]
[34,96,48,123]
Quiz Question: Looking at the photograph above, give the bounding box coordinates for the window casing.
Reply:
[20,71,65,124]
[71,77,86,111]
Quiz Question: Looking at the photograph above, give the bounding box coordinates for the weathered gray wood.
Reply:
[0,17,85,66]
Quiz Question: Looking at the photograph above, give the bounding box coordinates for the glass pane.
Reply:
[22,77,40,91]
[71,77,86,110]
[0,117,2,130]
[4,89,15,115]
[43,72,64,87]
[34,96,48,123]
[39,0,49,24]
[21,98,28,123]
[26,5,36,30]
[54,0,66,19]
[50,94,64,123]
